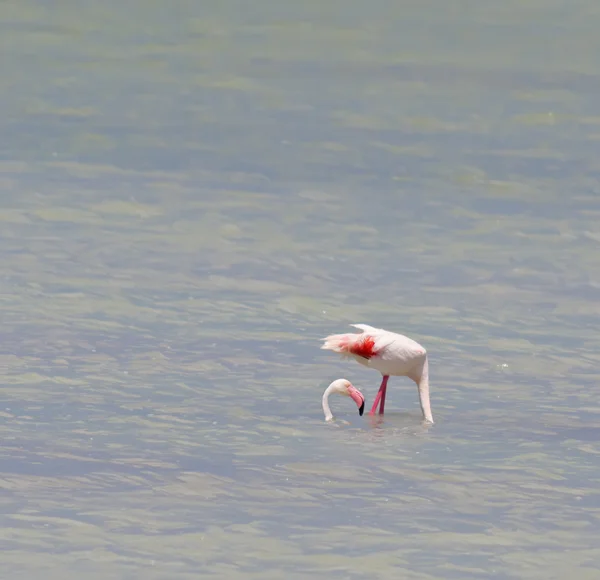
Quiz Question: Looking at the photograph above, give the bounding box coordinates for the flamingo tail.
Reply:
[321,328,378,361]
[320,332,360,356]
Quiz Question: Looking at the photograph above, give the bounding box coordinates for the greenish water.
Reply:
[2,1,600,578]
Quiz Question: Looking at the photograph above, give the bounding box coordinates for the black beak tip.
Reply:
[358,401,365,416]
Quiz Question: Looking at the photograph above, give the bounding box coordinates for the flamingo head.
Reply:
[322,379,365,421]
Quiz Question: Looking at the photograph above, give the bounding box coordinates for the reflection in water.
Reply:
[365,411,435,432]
[3,0,600,578]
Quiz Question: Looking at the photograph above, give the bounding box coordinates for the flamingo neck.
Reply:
[322,384,336,421]
[417,357,434,424]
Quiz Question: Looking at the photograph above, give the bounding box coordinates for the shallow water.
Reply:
[2,1,600,578]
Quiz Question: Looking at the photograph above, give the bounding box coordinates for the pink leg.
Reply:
[369,375,389,415]
[369,389,382,415]
[378,375,389,415]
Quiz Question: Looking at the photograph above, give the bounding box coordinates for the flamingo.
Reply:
[322,378,365,421]
[321,324,434,424]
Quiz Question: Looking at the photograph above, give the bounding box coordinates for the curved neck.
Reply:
[322,383,336,421]
[417,357,434,424]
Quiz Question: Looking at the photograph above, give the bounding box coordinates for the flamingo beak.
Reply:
[347,385,365,416]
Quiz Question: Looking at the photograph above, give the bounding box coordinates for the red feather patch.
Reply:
[350,336,377,359]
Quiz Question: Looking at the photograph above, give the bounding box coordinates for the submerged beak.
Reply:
[347,385,365,417]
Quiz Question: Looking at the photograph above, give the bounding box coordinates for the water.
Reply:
[2,1,600,578]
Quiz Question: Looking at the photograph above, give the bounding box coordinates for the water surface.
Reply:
[2,1,600,578]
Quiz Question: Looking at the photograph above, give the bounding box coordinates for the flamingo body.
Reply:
[321,324,434,423]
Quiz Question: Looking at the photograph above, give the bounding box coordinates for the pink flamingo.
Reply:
[321,378,365,421]
[321,324,434,423]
